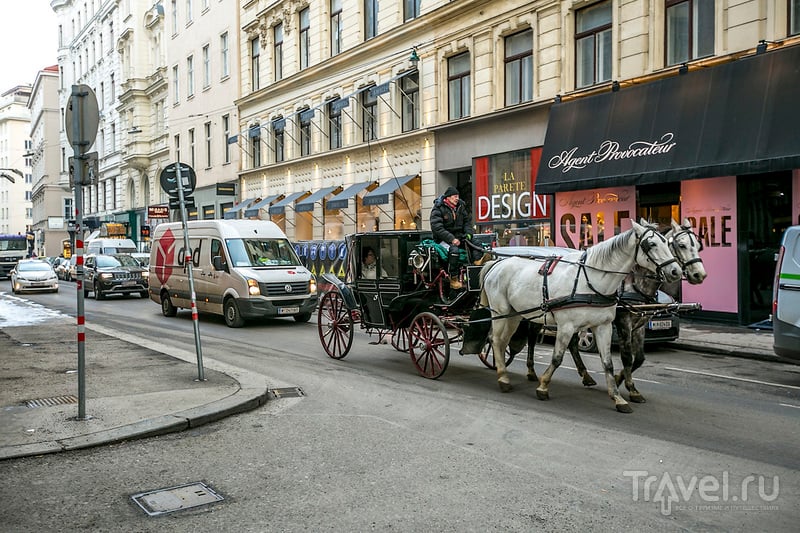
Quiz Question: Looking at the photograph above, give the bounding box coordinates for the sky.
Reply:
[0,1,60,91]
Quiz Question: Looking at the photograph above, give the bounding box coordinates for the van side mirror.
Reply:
[212,255,226,272]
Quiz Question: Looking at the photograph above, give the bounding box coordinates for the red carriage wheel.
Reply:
[408,312,450,379]
[317,291,354,360]
[391,327,410,353]
[478,339,516,370]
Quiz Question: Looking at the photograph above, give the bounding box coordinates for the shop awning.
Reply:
[243,194,282,217]
[223,197,256,219]
[362,175,418,206]
[535,43,800,194]
[295,185,340,212]
[326,181,374,210]
[268,191,308,215]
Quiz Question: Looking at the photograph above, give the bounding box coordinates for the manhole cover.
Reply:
[131,482,223,516]
[269,387,305,398]
[25,395,78,408]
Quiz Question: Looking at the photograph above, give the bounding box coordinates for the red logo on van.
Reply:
[154,228,176,284]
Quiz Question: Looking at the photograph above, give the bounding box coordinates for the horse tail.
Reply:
[479,260,499,307]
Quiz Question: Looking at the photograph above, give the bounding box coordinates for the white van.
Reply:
[149,220,318,327]
[85,235,138,255]
[773,225,800,360]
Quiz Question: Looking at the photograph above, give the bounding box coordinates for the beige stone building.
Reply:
[0,85,33,237]
[28,66,70,258]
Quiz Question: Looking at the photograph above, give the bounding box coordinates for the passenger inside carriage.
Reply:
[360,246,387,279]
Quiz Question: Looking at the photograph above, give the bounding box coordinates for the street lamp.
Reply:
[0,168,23,183]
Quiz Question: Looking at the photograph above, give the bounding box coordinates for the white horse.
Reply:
[525,218,707,403]
[479,219,683,413]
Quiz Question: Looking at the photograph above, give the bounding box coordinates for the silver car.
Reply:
[10,259,59,294]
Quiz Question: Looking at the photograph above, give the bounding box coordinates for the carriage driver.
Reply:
[430,186,492,290]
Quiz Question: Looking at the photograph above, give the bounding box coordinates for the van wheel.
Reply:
[161,292,177,317]
[94,281,105,300]
[294,312,312,323]
[224,298,245,328]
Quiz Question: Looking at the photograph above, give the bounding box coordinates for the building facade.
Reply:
[233,0,800,325]
[28,66,70,258]
[165,0,242,225]
[0,85,33,237]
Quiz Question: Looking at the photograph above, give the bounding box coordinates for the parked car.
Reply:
[773,225,800,360]
[10,259,59,294]
[492,245,681,351]
[130,252,150,267]
[84,254,149,300]
[54,257,73,281]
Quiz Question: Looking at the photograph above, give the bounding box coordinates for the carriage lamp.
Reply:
[247,278,261,295]
[309,278,317,294]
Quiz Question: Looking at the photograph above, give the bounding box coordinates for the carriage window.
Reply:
[380,238,399,278]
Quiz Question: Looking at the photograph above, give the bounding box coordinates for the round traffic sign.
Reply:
[159,163,197,196]
[64,84,99,147]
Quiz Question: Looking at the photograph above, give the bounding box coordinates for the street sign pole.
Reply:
[175,159,205,381]
[66,84,99,421]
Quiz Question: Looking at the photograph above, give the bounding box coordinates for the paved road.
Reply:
[2,286,799,531]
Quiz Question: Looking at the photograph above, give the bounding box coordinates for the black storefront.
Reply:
[535,44,800,325]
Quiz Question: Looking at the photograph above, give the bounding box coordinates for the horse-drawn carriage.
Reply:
[317,221,706,412]
[317,230,499,379]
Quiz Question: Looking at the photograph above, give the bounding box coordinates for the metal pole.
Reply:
[70,85,89,420]
[175,159,205,381]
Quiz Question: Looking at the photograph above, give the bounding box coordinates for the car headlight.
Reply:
[142,271,149,278]
[247,278,260,296]
[100,273,113,279]
[309,277,317,294]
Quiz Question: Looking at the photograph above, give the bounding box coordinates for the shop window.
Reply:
[393,177,421,230]
[792,0,800,36]
[575,1,612,88]
[296,211,313,240]
[665,0,714,66]
[448,52,470,120]
[504,29,533,106]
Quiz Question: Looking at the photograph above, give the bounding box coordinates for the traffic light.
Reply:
[140,225,151,241]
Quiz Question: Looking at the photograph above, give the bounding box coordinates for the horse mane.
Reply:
[584,227,636,266]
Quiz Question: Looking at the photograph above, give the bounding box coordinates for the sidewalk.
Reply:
[0,311,780,461]
[0,319,271,461]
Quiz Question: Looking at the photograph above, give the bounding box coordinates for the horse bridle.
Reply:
[668,226,704,269]
[636,227,679,280]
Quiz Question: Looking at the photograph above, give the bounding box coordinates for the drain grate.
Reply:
[25,395,78,408]
[131,482,224,517]
[268,387,305,398]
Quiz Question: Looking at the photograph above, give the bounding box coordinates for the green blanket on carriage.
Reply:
[419,239,468,263]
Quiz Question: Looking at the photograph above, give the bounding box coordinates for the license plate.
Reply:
[648,319,672,330]
[278,306,300,315]
[121,281,136,286]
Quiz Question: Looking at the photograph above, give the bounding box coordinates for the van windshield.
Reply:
[226,238,302,267]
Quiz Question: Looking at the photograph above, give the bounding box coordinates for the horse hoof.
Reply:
[535,389,549,401]
[615,402,633,414]
[498,381,513,393]
[630,392,646,403]
[583,376,597,387]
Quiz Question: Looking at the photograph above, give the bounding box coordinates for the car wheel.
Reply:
[161,292,177,317]
[94,281,104,300]
[139,290,148,299]
[294,312,312,323]
[224,297,245,328]
[576,328,598,353]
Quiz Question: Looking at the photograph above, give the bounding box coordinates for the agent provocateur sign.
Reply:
[547,133,677,174]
